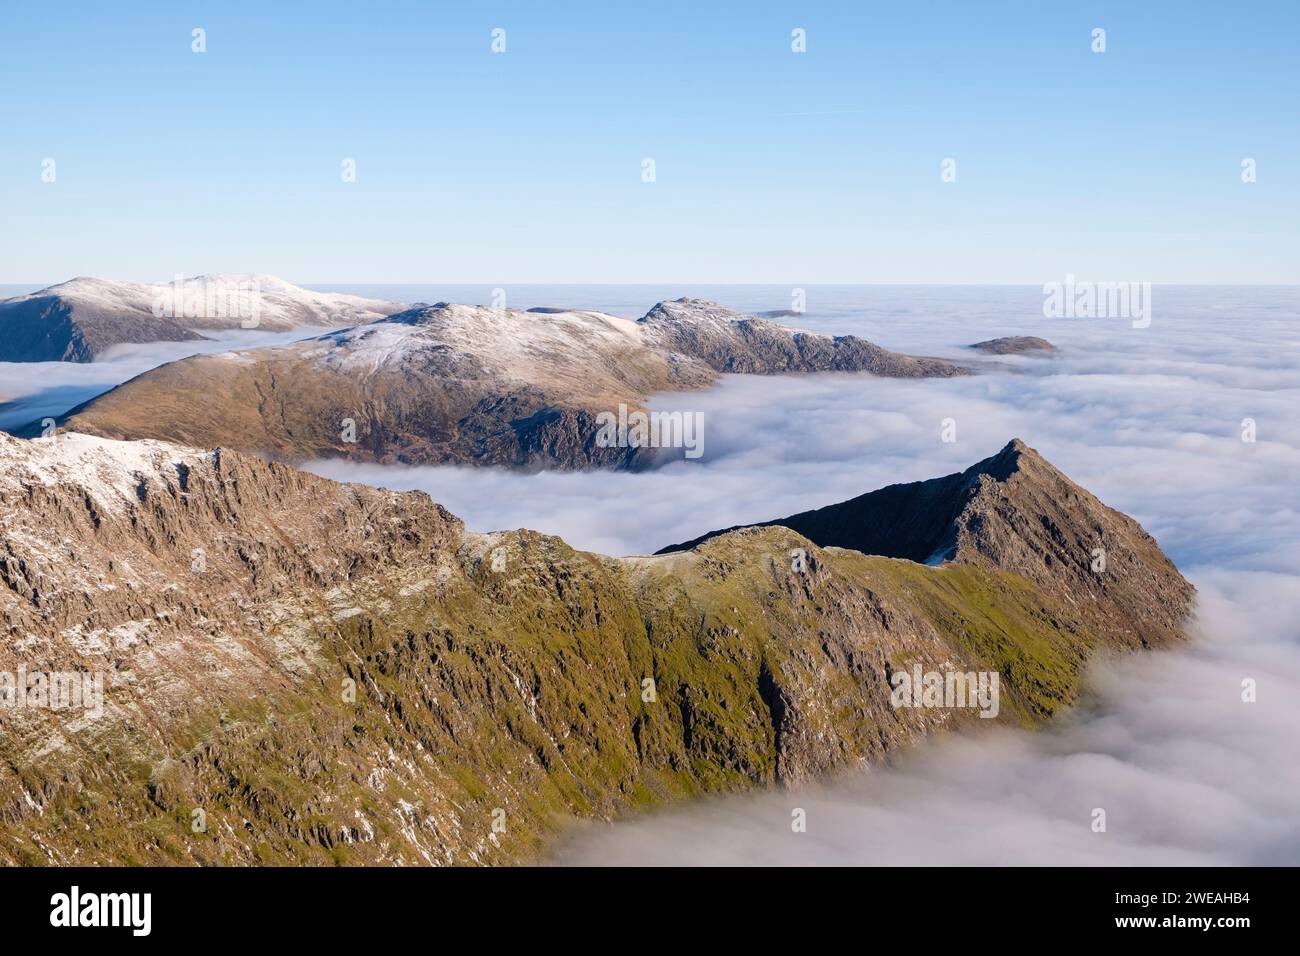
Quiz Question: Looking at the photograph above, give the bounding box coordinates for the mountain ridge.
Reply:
[656,438,1193,648]
[0,275,404,362]
[42,298,972,469]
[0,432,1193,864]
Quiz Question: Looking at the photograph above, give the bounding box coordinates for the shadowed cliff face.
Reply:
[40,299,970,470]
[657,439,1194,650]
[0,295,206,362]
[0,433,1190,865]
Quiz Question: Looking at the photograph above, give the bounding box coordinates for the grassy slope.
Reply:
[2,521,1111,866]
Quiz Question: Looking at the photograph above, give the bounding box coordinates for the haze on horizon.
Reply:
[1,0,1297,285]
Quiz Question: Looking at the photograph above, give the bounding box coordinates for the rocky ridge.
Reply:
[658,439,1194,649]
[46,298,971,469]
[0,433,1192,864]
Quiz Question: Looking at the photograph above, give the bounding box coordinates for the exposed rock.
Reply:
[968,336,1055,354]
[657,438,1194,648]
[42,299,970,469]
[640,298,967,377]
[0,433,1192,864]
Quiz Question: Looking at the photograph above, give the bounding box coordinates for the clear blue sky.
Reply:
[1,1,1296,283]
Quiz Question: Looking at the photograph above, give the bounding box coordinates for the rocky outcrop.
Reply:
[0,433,1192,865]
[41,299,969,469]
[0,275,403,362]
[969,336,1054,354]
[657,439,1194,648]
[640,298,966,377]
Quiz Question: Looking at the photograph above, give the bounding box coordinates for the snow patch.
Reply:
[0,432,210,515]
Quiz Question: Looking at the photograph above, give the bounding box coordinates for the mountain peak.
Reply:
[0,429,1192,863]
[51,293,970,466]
[637,297,738,327]
[975,437,1036,480]
[657,439,1193,648]
[0,431,212,515]
[969,335,1055,355]
[635,298,971,379]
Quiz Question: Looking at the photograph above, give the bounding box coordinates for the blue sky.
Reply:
[1,1,1296,283]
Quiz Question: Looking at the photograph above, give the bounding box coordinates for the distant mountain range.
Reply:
[0,432,1192,864]
[0,275,404,362]
[40,297,971,469]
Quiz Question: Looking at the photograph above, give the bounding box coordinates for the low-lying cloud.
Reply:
[305,285,1299,864]
[306,287,1300,569]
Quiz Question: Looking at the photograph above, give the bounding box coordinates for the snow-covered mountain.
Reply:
[0,275,404,362]
[46,298,970,468]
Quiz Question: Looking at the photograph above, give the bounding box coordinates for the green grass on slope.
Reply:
[0,532,1108,866]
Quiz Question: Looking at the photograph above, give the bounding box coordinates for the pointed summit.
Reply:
[0,430,1193,862]
[657,439,1194,648]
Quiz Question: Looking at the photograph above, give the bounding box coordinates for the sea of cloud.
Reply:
[305,285,1300,865]
[303,285,1299,567]
[4,283,1296,864]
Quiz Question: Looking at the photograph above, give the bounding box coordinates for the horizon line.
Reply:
[3,279,1299,289]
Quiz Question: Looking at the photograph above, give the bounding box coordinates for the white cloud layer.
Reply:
[549,286,1300,864]
[302,287,1300,864]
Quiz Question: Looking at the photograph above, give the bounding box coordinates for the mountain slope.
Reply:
[0,280,207,361]
[638,298,965,376]
[46,298,970,468]
[0,275,403,362]
[0,433,1191,864]
[656,439,1193,648]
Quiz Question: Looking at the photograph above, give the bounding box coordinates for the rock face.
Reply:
[657,439,1194,648]
[0,433,1192,865]
[968,336,1054,354]
[0,276,403,362]
[43,299,970,469]
[640,298,965,377]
